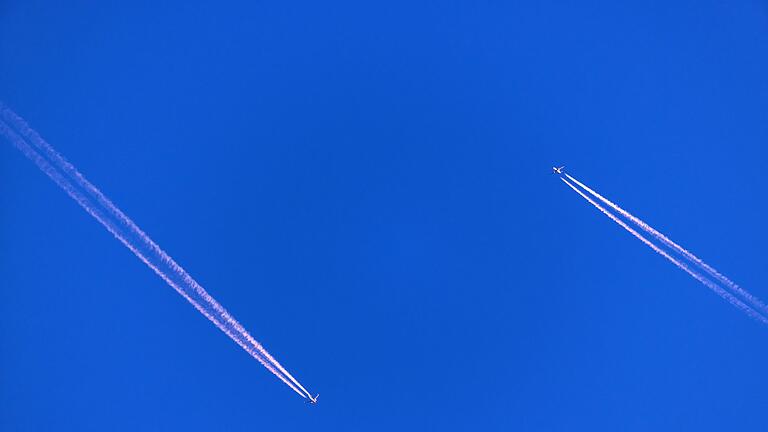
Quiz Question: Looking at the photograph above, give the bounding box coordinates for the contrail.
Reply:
[564,173,768,315]
[561,177,768,325]
[0,104,313,399]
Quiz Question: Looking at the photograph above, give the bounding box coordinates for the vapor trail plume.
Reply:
[561,177,768,325]
[0,105,312,399]
[564,173,768,315]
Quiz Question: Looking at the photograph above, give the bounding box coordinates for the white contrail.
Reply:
[0,106,313,399]
[564,173,768,315]
[561,177,768,325]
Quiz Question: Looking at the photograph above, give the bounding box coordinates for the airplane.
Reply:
[307,394,320,405]
[552,166,565,174]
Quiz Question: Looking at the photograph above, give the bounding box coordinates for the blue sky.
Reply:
[2,1,768,430]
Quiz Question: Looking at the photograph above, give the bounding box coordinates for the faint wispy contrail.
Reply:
[0,104,312,399]
[561,177,768,325]
[564,173,768,316]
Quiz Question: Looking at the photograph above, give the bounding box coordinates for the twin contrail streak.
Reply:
[564,173,768,316]
[561,177,768,324]
[1,103,312,399]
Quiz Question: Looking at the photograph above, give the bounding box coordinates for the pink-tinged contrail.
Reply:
[564,173,768,316]
[561,177,768,325]
[0,104,313,399]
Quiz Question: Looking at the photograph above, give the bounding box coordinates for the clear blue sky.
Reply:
[2,1,768,430]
